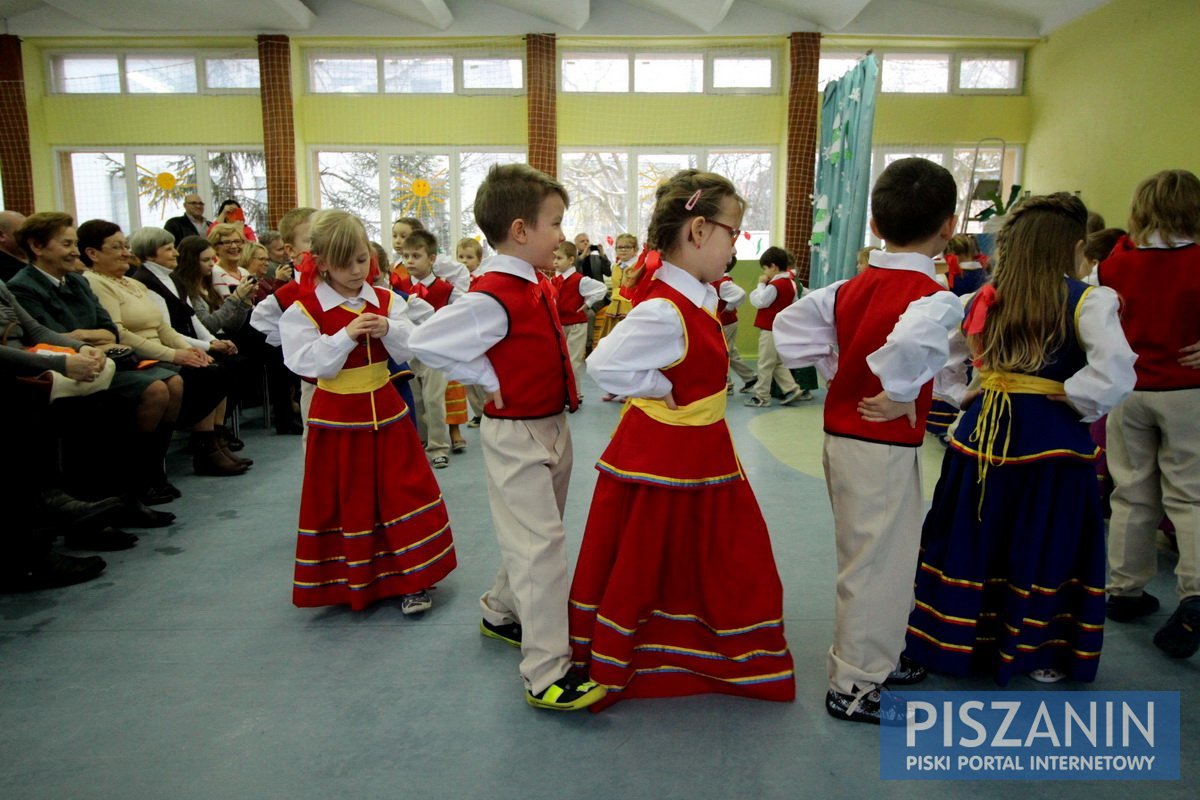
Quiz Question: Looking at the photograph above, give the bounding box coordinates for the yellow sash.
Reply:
[626,389,727,427]
[317,362,390,395]
[968,370,1067,515]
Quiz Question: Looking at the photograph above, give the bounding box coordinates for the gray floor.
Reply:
[2,376,1196,799]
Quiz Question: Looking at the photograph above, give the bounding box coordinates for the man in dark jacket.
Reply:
[163,195,210,245]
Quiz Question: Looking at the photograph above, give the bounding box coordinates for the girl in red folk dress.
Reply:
[568,170,795,708]
[279,210,455,615]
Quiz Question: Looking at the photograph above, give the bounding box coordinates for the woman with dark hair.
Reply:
[209,199,257,243]
[83,222,248,478]
[174,235,254,337]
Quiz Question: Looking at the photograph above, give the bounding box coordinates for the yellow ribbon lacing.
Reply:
[967,370,1066,517]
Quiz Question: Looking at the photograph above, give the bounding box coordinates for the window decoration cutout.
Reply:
[392,169,449,219]
[136,162,196,212]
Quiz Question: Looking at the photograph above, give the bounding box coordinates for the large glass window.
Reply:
[817,55,864,90]
[206,59,260,90]
[208,151,269,234]
[562,50,779,93]
[51,52,263,94]
[634,55,703,93]
[59,149,265,233]
[560,152,631,243]
[307,50,525,95]
[312,149,526,252]
[54,56,121,93]
[462,58,523,91]
[390,153,452,251]
[558,149,775,259]
[956,56,1022,92]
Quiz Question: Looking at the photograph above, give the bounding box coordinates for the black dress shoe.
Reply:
[216,425,245,452]
[886,654,928,685]
[1154,597,1200,659]
[64,526,139,552]
[140,485,177,506]
[0,551,106,592]
[1106,591,1160,622]
[118,498,176,528]
[826,688,910,726]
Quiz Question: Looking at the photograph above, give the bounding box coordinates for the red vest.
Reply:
[471,271,577,419]
[407,276,453,310]
[294,287,407,430]
[754,272,797,330]
[713,275,739,326]
[552,272,587,325]
[824,267,944,446]
[1099,241,1200,390]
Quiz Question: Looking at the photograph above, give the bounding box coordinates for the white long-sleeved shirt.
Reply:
[279,281,414,380]
[414,271,466,305]
[407,254,537,392]
[773,250,964,401]
[716,278,747,312]
[932,285,1136,423]
[434,255,471,292]
[748,272,795,309]
[556,266,608,311]
[586,262,716,400]
[142,260,215,351]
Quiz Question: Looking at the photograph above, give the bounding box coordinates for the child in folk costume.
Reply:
[773,157,966,724]
[410,163,605,712]
[569,170,795,709]
[595,235,638,403]
[279,210,455,615]
[905,193,1136,683]
[395,230,465,468]
[1101,170,1200,658]
[552,241,607,402]
[943,233,988,297]
[745,247,808,408]
[456,237,489,427]
[713,248,757,395]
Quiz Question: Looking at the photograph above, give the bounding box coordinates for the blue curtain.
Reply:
[809,55,878,289]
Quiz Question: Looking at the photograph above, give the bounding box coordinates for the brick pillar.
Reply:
[0,36,35,215]
[785,32,821,284]
[257,35,298,229]
[525,34,557,178]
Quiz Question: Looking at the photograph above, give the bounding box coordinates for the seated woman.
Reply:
[127,226,251,455]
[83,222,249,478]
[207,223,253,300]
[12,215,183,509]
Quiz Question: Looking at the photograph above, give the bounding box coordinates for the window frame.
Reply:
[304,49,526,96]
[559,48,782,95]
[951,51,1024,95]
[47,50,262,95]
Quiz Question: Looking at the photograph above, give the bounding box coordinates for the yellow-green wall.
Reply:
[1025,0,1200,224]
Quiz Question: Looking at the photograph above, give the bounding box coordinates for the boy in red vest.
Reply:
[409,163,605,711]
[713,248,757,395]
[773,157,964,724]
[552,241,607,402]
[398,230,463,469]
[745,247,806,407]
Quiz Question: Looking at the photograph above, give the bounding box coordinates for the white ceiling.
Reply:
[0,0,1114,38]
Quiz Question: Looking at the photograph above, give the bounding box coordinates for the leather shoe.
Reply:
[0,551,106,592]
[825,687,910,726]
[118,498,176,528]
[64,526,138,552]
[141,485,178,506]
[40,489,124,528]
[886,654,927,685]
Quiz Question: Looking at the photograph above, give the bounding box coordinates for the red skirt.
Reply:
[293,416,455,610]
[568,472,795,709]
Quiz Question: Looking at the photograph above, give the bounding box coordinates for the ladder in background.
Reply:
[960,137,1007,233]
